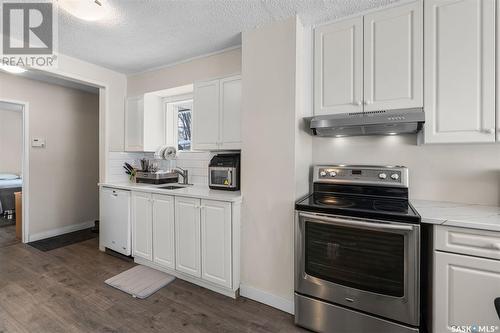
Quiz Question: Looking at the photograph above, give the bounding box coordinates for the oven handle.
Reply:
[299,212,415,232]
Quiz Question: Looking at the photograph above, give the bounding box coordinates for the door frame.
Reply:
[0,98,30,243]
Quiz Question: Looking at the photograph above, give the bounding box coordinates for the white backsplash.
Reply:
[107,151,212,185]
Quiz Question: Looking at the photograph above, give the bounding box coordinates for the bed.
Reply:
[0,175,22,215]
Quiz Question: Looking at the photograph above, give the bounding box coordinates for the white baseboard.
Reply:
[240,284,294,315]
[29,220,95,242]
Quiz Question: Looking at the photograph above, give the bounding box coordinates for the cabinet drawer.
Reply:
[434,225,500,260]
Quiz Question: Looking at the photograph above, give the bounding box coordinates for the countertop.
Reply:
[99,182,242,203]
[412,200,500,232]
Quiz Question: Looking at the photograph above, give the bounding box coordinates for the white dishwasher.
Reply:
[100,187,131,255]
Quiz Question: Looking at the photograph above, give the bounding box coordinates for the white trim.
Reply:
[239,284,295,315]
[28,220,95,243]
[129,45,242,76]
[0,98,29,244]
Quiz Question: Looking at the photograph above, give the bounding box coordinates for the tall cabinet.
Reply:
[192,75,242,150]
[424,0,496,143]
[314,1,422,115]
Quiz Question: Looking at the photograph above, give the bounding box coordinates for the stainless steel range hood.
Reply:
[309,108,425,137]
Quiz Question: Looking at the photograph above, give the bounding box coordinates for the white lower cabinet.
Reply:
[130,189,240,298]
[152,194,175,269]
[201,200,232,288]
[132,192,153,261]
[433,226,500,332]
[174,196,201,277]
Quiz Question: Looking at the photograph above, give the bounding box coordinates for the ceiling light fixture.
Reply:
[58,0,110,21]
[0,64,27,74]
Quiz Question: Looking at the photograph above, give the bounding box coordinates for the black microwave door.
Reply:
[210,169,232,186]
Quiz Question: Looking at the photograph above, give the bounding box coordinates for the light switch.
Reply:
[31,138,46,148]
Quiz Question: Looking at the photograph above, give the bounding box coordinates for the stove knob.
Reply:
[320,171,327,177]
[391,173,400,180]
[378,173,387,179]
[329,171,337,177]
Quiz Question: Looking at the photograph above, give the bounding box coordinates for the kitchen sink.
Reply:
[158,185,185,190]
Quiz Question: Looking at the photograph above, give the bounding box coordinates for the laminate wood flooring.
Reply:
[0,237,308,333]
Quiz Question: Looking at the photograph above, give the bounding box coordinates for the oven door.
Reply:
[295,211,420,326]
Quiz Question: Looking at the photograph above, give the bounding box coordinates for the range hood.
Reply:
[309,108,425,137]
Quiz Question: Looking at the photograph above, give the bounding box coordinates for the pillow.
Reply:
[0,173,20,180]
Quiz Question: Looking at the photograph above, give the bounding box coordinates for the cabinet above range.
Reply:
[314,1,423,116]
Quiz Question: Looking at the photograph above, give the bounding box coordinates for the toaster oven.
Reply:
[208,153,240,191]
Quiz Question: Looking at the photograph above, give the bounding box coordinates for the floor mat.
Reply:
[28,227,98,251]
[105,265,175,299]
[0,216,15,227]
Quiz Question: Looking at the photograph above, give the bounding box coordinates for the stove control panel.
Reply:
[315,165,408,188]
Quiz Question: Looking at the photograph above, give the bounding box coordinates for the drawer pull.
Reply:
[492,243,500,250]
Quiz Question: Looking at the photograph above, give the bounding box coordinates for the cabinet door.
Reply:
[220,76,242,150]
[193,80,220,150]
[124,96,144,151]
[424,0,496,143]
[100,187,131,255]
[152,194,175,269]
[363,1,423,111]
[314,17,363,115]
[175,197,201,277]
[132,192,152,261]
[201,200,232,288]
[434,251,500,332]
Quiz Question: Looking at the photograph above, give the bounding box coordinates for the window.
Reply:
[164,97,193,151]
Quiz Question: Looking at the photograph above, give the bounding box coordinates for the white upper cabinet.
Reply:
[363,1,423,111]
[219,76,242,149]
[124,96,144,151]
[314,17,363,115]
[124,93,164,152]
[314,2,423,116]
[193,75,242,150]
[424,0,496,143]
[193,79,220,150]
[152,194,175,269]
[201,200,232,288]
[175,196,201,278]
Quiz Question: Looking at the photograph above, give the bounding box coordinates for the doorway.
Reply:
[0,100,27,247]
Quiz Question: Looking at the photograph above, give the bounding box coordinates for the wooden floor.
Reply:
[0,225,19,249]
[0,237,307,333]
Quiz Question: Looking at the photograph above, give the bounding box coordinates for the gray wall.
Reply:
[0,108,23,174]
[0,72,99,237]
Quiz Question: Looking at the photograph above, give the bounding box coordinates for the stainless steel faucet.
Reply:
[173,167,189,185]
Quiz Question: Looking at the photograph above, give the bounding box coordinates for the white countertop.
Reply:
[412,200,500,232]
[99,182,242,203]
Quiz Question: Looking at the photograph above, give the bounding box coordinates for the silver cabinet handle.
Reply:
[482,128,494,134]
[365,100,373,105]
[299,212,414,231]
[353,101,362,106]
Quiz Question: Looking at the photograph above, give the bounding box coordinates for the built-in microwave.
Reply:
[208,153,240,191]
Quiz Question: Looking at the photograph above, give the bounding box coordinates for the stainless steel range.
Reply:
[295,165,427,333]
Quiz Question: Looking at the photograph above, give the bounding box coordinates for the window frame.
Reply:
[162,93,193,153]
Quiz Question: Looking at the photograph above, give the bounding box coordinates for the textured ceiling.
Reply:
[58,0,400,74]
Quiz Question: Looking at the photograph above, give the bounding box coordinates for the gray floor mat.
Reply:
[105,265,175,299]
